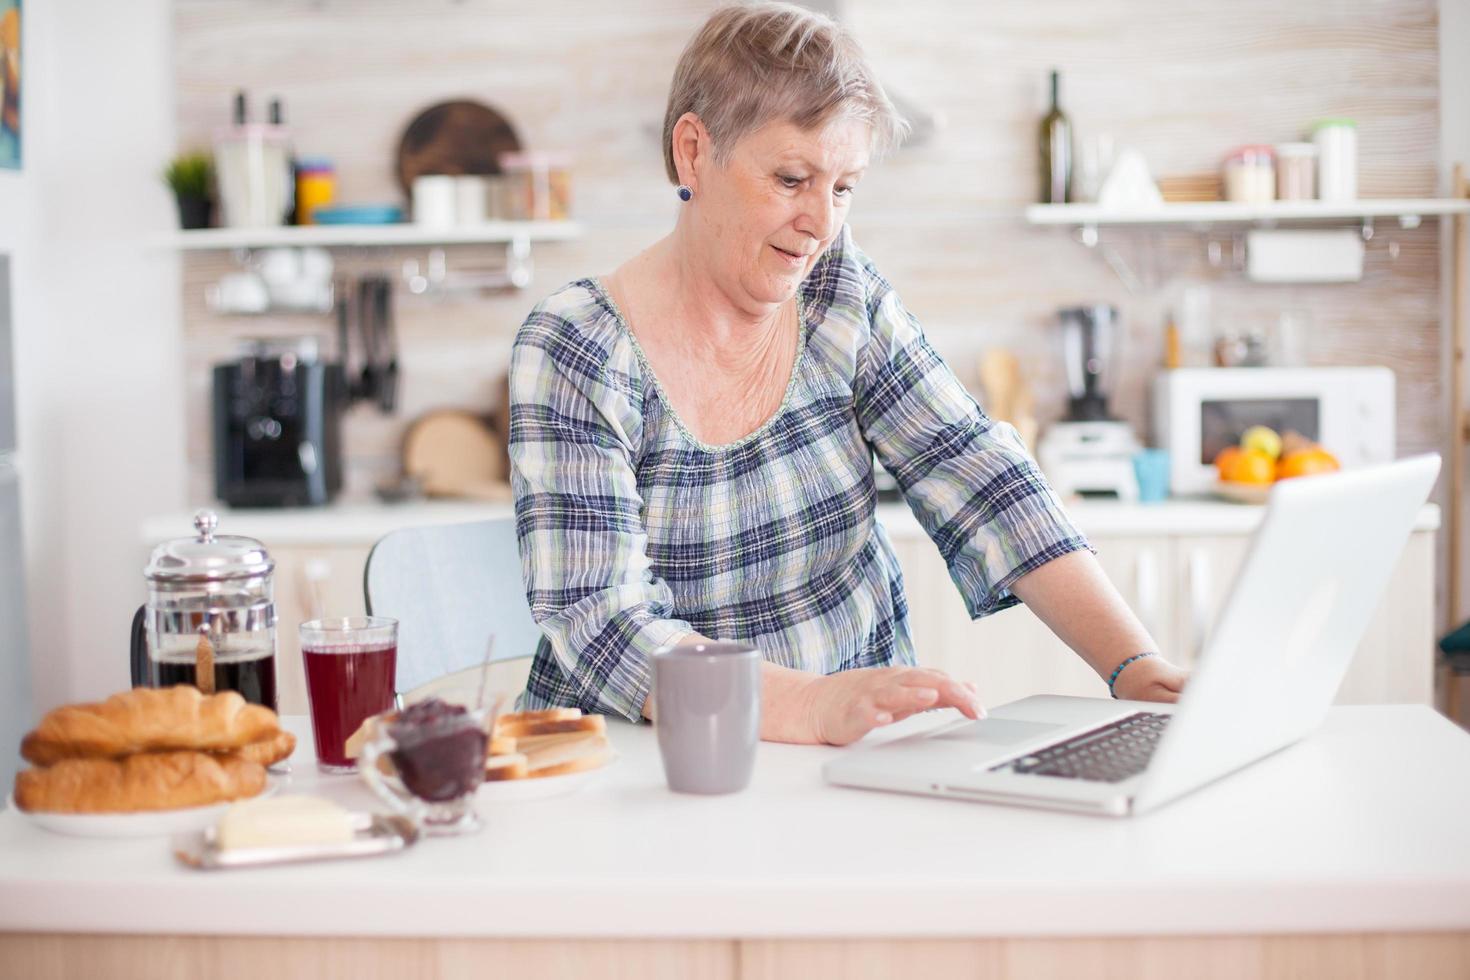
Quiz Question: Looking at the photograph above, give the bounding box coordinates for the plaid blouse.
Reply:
[509,225,1091,721]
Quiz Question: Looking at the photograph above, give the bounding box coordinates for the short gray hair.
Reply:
[661,2,908,184]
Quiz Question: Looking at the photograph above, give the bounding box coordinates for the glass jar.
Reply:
[497,151,573,221]
[1222,145,1276,205]
[1274,143,1317,201]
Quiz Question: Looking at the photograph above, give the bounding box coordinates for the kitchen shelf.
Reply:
[1025,199,1470,228]
[165,220,583,251]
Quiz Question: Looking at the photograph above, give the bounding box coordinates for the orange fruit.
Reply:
[1280,429,1316,457]
[1220,449,1276,485]
[1214,445,1245,477]
[1277,447,1340,480]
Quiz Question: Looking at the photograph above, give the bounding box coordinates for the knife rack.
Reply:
[400,240,534,298]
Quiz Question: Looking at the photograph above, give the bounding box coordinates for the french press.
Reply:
[129,509,279,710]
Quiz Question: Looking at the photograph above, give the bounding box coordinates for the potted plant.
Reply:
[163,151,215,230]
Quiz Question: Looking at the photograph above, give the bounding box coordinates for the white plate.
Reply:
[477,755,617,803]
[8,779,279,839]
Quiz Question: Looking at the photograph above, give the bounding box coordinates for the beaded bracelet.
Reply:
[1108,652,1157,699]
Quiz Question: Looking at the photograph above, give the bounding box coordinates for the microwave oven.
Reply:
[1152,367,1395,495]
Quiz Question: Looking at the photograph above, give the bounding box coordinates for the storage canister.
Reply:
[1312,118,1357,201]
[214,123,293,228]
[1274,143,1317,201]
[1222,146,1276,205]
[498,151,573,222]
[412,174,457,228]
[294,158,336,225]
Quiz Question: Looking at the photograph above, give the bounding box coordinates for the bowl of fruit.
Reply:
[1213,426,1341,504]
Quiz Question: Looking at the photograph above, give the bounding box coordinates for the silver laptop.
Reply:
[824,454,1441,817]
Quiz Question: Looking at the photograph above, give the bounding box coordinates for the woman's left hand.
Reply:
[1110,656,1190,703]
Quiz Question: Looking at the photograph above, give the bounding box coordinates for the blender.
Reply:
[1037,305,1142,500]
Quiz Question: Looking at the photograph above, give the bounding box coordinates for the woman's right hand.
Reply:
[802,666,986,746]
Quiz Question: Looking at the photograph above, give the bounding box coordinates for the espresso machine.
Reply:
[1037,305,1141,500]
[212,337,345,508]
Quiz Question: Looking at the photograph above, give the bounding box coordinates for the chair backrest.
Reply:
[363,517,542,696]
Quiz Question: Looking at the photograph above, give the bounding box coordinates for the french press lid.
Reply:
[144,509,274,586]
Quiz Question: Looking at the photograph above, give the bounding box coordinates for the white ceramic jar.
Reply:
[412,175,458,228]
[453,175,489,225]
[1312,119,1357,201]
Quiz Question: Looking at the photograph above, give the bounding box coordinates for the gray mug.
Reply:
[652,641,761,795]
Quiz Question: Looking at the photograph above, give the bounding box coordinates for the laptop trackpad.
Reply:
[931,718,1067,745]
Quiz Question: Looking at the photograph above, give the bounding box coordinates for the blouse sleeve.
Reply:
[508,303,693,721]
[853,275,1092,620]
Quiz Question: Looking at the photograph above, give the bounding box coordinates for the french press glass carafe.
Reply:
[129,509,279,709]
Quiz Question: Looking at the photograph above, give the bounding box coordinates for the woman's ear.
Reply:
[671,111,710,193]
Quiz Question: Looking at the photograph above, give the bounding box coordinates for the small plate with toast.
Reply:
[479,708,617,801]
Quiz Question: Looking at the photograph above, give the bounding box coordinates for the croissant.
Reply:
[13,751,267,813]
[231,729,296,768]
[20,686,280,766]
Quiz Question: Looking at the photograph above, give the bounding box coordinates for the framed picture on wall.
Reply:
[0,0,18,170]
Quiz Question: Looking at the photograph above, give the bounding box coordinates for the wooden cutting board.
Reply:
[402,409,511,501]
[395,100,522,196]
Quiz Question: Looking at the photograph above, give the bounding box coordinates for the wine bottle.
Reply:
[1038,69,1073,204]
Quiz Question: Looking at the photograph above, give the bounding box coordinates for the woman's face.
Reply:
[686,115,869,310]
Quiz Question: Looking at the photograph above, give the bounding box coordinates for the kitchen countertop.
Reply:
[2,706,1468,939]
[142,497,1441,546]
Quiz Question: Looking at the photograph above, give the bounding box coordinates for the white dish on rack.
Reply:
[8,778,280,839]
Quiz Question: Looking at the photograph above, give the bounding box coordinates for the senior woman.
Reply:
[510,2,1188,746]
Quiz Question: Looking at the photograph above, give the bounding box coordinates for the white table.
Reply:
[3,707,1469,980]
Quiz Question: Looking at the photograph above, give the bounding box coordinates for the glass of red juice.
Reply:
[300,617,398,773]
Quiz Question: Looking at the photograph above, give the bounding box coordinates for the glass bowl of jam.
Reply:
[359,698,488,835]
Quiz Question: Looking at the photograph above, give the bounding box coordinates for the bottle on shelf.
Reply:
[1163,311,1182,370]
[269,98,299,225]
[1038,69,1073,204]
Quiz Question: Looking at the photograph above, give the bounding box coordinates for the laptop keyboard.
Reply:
[988,711,1172,784]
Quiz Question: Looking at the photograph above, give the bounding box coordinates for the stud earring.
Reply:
[676,184,693,202]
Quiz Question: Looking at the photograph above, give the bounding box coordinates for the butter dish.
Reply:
[173,812,419,870]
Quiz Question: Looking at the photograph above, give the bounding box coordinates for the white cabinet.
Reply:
[1170,535,1252,667]
[894,526,1437,707]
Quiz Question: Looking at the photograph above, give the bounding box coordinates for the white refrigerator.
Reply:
[0,253,31,791]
